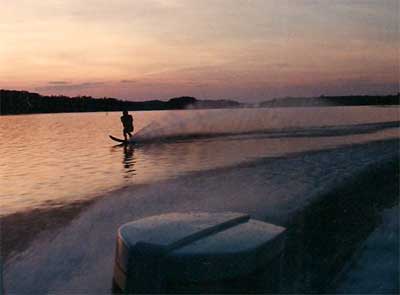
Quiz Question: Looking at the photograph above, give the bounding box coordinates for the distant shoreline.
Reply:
[1,89,398,115]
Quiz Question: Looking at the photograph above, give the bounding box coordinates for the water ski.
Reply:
[109,135,134,144]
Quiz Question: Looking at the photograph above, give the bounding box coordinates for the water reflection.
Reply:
[110,144,137,179]
[122,145,136,178]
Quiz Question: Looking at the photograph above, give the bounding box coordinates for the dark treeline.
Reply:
[1,89,399,115]
[260,94,399,107]
[0,90,241,115]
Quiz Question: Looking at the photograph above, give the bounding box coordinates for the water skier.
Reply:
[121,110,134,141]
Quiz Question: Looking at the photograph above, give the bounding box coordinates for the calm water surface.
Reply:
[1,107,398,216]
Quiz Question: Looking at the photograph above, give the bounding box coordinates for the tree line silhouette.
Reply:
[0,89,398,115]
[0,90,240,115]
[260,94,399,108]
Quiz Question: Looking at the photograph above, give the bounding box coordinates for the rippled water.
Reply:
[0,107,398,216]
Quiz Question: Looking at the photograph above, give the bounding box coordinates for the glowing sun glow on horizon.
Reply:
[1,0,398,101]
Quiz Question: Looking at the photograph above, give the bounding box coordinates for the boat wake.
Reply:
[131,121,399,144]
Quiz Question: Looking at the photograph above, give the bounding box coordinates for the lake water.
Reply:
[0,107,399,217]
[2,106,400,294]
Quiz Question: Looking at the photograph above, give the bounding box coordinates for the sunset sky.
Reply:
[1,0,398,101]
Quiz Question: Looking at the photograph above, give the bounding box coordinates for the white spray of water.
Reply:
[131,108,282,142]
[131,107,399,143]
